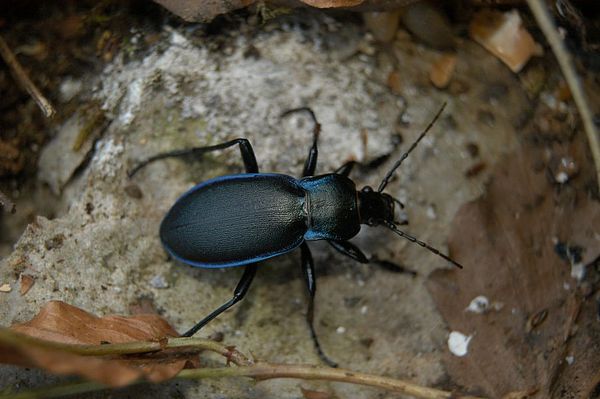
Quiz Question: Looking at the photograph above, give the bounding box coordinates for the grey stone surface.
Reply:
[0,11,528,398]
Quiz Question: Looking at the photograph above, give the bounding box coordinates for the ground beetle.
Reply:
[129,104,462,366]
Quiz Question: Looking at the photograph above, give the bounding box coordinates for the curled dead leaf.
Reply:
[153,0,417,22]
[19,274,35,295]
[469,9,541,73]
[1,301,193,387]
[300,0,364,8]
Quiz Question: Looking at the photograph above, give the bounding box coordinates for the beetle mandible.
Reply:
[129,104,462,367]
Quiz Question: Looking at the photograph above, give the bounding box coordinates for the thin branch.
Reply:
[0,330,485,399]
[178,363,485,399]
[0,330,251,366]
[0,35,56,118]
[526,0,600,191]
[0,363,486,399]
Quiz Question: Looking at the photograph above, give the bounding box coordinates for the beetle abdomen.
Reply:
[160,173,307,268]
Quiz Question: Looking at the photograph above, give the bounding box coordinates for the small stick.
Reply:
[526,0,600,191]
[0,35,56,118]
[0,363,485,399]
[0,331,485,399]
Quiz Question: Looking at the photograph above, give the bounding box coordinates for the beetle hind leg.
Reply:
[301,242,338,367]
[128,138,259,177]
[182,263,258,337]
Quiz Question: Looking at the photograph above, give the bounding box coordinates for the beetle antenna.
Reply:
[381,219,463,269]
[390,196,405,209]
[377,103,446,193]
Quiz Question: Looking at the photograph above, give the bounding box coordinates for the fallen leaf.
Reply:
[469,9,541,73]
[152,0,416,22]
[300,0,364,7]
[430,53,457,89]
[19,274,34,295]
[1,301,193,387]
[363,11,400,42]
[427,143,600,397]
[12,301,179,344]
[301,386,333,399]
[0,283,11,292]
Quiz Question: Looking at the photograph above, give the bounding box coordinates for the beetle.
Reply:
[129,104,462,366]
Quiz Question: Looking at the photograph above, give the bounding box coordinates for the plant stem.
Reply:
[0,35,56,118]
[526,0,600,191]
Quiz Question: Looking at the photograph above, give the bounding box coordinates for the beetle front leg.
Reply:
[334,161,357,177]
[300,242,337,367]
[328,240,417,276]
[182,263,258,337]
[129,138,259,177]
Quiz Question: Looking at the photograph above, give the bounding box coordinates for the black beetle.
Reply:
[130,104,462,366]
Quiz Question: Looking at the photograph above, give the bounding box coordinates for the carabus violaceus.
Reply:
[129,104,462,366]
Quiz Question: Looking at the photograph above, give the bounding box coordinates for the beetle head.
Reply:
[357,186,400,226]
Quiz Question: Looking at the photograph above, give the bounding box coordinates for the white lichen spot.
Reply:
[170,29,189,47]
[448,331,472,357]
[571,262,585,282]
[118,77,145,126]
[336,326,346,334]
[465,295,489,313]
[426,205,437,220]
[360,305,368,315]
[59,77,83,102]
[150,275,169,289]
[555,171,568,184]
[565,355,574,365]
[91,139,125,179]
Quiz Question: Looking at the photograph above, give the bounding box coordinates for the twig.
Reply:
[526,0,600,191]
[0,330,251,366]
[0,189,15,214]
[0,35,56,118]
[178,363,485,399]
[0,363,486,399]
[0,331,485,399]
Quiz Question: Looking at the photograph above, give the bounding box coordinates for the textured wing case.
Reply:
[160,174,307,267]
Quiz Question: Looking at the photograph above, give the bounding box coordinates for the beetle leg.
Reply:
[327,239,368,263]
[181,263,258,337]
[327,240,417,276]
[300,242,337,367]
[334,161,357,177]
[281,107,320,177]
[301,128,319,177]
[129,138,259,177]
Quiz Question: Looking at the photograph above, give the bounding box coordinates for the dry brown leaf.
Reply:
[19,274,34,295]
[469,9,541,73]
[427,143,600,397]
[430,53,457,89]
[12,301,178,344]
[152,0,416,22]
[300,0,364,7]
[1,301,192,387]
[301,386,333,399]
